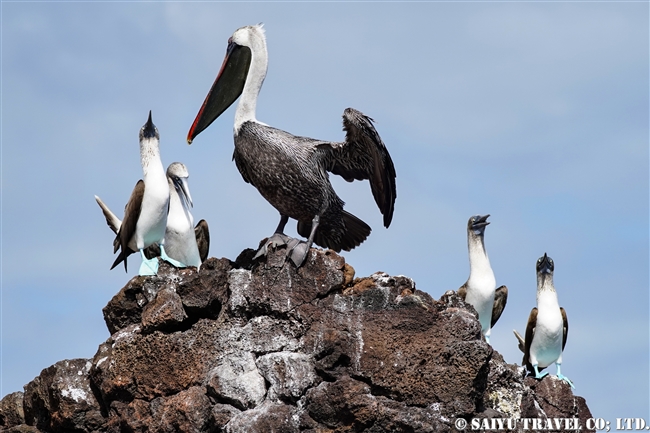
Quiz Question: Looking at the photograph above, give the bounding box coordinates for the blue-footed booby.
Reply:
[186,24,396,267]
[458,214,508,344]
[108,111,180,275]
[163,162,204,268]
[513,253,574,388]
[95,163,210,268]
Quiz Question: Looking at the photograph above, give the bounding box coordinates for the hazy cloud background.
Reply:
[2,1,648,421]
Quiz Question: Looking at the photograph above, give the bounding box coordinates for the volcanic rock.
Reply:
[1,247,593,432]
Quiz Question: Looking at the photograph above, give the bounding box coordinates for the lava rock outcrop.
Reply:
[1,247,593,432]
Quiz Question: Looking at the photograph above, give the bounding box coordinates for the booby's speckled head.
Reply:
[467,214,490,236]
[536,253,554,275]
[166,162,189,180]
[140,110,159,141]
[536,253,555,288]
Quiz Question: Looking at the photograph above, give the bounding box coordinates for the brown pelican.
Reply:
[108,111,180,275]
[513,253,573,388]
[458,215,508,344]
[186,24,396,267]
[95,163,210,268]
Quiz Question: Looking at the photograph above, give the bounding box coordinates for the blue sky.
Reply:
[1,1,648,422]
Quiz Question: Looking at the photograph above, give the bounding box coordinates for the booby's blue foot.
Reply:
[533,364,548,380]
[556,363,575,389]
[556,373,575,388]
[160,245,186,268]
[138,249,159,276]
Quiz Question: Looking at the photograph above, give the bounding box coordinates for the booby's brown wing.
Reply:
[110,180,144,271]
[457,282,468,300]
[194,219,210,262]
[523,307,538,371]
[96,194,158,260]
[491,285,508,328]
[560,307,568,351]
[323,108,397,228]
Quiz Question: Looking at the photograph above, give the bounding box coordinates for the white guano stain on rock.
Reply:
[61,387,89,403]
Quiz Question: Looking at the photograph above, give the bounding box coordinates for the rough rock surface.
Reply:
[2,247,593,432]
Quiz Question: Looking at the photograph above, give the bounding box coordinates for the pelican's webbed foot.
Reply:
[286,238,311,267]
[285,214,320,267]
[254,233,292,260]
[254,214,317,267]
[138,249,159,276]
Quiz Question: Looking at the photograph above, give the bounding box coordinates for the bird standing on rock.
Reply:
[186,24,396,267]
[96,162,210,269]
[107,111,184,276]
[458,214,508,344]
[513,253,574,388]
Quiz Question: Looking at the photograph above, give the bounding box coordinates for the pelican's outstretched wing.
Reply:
[323,108,397,228]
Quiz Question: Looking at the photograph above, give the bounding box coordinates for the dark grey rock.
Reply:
[5,247,593,433]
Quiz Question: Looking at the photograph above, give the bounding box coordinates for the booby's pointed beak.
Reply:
[474,214,490,228]
[468,214,490,234]
[175,176,194,209]
[187,40,252,144]
[141,110,159,140]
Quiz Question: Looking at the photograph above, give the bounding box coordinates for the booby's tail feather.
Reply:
[513,329,525,353]
[95,195,121,235]
[110,247,134,272]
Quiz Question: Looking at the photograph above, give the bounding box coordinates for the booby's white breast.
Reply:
[529,290,563,368]
[135,156,168,249]
[465,242,497,333]
[164,181,201,268]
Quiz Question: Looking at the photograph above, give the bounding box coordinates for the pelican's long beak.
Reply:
[187,40,252,144]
